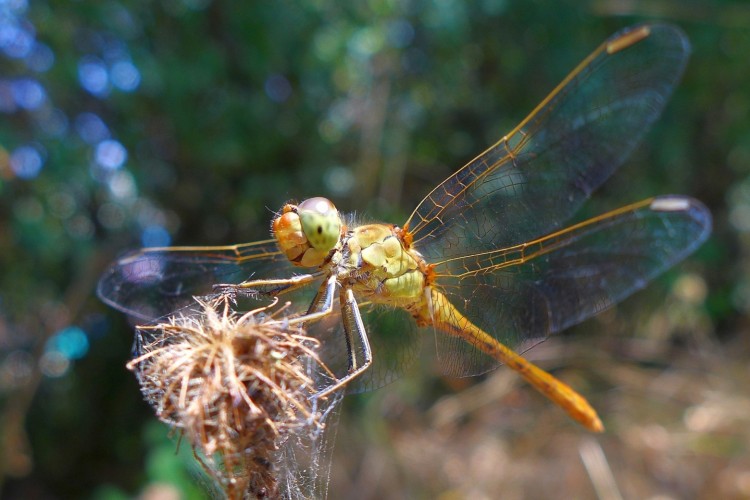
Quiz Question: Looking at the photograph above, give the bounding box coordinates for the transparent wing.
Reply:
[312,304,422,394]
[97,239,297,322]
[431,196,711,377]
[405,24,691,260]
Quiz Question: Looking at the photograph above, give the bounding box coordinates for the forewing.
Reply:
[406,24,690,260]
[97,239,297,322]
[431,196,711,377]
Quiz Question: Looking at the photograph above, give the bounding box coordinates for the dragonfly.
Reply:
[98,24,711,432]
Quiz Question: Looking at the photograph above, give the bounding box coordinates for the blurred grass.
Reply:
[325,269,750,499]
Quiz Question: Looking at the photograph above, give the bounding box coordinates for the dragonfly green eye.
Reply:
[297,197,342,251]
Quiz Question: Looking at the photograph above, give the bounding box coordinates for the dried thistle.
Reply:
[127,296,338,499]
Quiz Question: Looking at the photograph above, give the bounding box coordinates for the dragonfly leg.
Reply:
[315,287,372,398]
[304,272,337,317]
[283,274,338,326]
[213,272,323,298]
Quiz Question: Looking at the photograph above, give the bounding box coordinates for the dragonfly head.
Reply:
[272,197,343,267]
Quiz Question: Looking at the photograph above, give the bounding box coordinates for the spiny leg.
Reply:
[304,273,337,316]
[218,271,373,398]
[315,288,373,398]
[213,272,324,298]
[283,274,338,326]
[214,272,339,328]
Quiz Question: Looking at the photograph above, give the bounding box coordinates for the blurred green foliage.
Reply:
[0,0,747,498]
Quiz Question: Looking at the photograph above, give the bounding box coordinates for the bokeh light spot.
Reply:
[730,203,750,232]
[95,139,127,170]
[323,165,355,196]
[348,27,385,59]
[0,21,34,59]
[46,326,89,360]
[9,144,44,179]
[141,224,171,247]
[111,60,141,91]
[386,19,415,48]
[264,74,292,103]
[318,119,342,144]
[107,170,137,199]
[74,112,110,144]
[1,350,34,390]
[39,351,70,378]
[66,214,94,239]
[11,77,45,109]
[78,56,109,96]
[48,191,76,219]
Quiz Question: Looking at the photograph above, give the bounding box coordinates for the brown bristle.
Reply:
[129,296,336,499]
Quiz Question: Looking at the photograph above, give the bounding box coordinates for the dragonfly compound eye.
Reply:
[297,197,342,252]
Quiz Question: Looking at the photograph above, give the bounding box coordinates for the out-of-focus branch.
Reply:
[0,249,110,486]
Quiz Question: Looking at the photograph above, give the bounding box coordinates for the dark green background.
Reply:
[1,1,746,498]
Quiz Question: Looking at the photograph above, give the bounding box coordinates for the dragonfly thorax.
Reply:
[272,197,344,268]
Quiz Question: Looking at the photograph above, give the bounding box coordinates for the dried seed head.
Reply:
[128,296,337,499]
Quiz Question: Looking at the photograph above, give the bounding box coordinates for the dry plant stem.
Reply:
[130,297,336,499]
